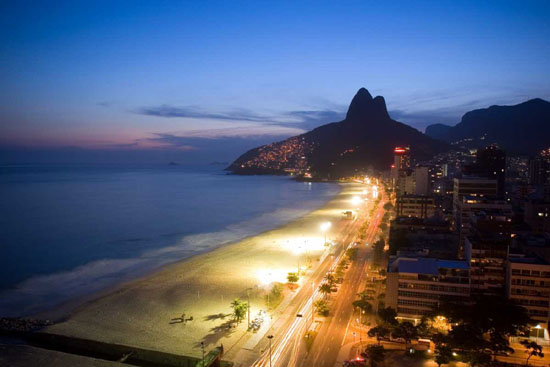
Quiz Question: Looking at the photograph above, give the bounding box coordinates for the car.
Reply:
[343,358,366,366]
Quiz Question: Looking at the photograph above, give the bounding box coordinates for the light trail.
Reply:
[253,247,349,367]
[252,184,387,367]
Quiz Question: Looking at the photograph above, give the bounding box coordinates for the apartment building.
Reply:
[452,177,498,225]
[386,257,470,323]
[465,234,509,296]
[456,196,512,253]
[396,194,436,219]
[507,256,550,345]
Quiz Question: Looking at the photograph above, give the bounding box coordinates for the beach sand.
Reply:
[44,182,364,358]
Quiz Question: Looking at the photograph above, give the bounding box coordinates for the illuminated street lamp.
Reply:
[351,196,361,206]
[320,221,331,245]
[246,287,254,330]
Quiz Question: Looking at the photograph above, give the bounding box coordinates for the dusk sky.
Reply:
[1,1,549,163]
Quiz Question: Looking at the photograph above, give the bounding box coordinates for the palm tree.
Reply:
[230,298,248,324]
[521,339,544,366]
[324,273,335,286]
[319,283,332,298]
[287,272,299,284]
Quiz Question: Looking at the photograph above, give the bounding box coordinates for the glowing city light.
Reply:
[320,222,331,232]
[351,196,361,205]
[256,269,288,286]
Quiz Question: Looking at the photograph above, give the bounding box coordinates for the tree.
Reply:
[230,298,248,324]
[324,273,336,286]
[365,344,385,367]
[439,295,530,361]
[521,340,544,366]
[287,272,299,284]
[391,321,418,349]
[368,326,389,345]
[434,344,453,367]
[378,307,398,325]
[383,202,393,211]
[346,247,358,261]
[319,283,332,298]
[372,239,386,266]
[470,296,531,338]
[447,323,487,353]
[487,332,514,361]
[353,299,373,314]
[465,350,491,367]
[314,299,329,316]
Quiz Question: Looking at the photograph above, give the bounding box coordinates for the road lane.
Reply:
[300,192,386,367]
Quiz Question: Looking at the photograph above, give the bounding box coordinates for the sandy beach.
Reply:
[44,182,364,358]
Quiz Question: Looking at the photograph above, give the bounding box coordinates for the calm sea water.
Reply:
[0,164,339,316]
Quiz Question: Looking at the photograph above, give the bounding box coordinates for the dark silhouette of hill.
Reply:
[228,88,449,178]
[425,98,550,155]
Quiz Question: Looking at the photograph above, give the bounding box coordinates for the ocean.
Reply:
[0,164,339,317]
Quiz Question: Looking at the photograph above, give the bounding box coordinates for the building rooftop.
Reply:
[390,257,469,275]
[509,256,549,265]
[393,216,449,227]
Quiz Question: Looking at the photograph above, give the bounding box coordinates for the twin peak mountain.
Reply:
[228,88,447,178]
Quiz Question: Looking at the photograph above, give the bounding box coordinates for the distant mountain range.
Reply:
[425,98,550,155]
[228,88,449,178]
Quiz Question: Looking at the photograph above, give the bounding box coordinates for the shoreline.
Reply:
[41,182,364,358]
[1,177,339,319]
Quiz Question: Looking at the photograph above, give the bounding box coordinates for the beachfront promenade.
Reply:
[225,182,385,367]
[33,182,372,363]
[0,181,382,367]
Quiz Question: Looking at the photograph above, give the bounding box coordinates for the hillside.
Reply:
[228,88,449,178]
[425,98,550,155]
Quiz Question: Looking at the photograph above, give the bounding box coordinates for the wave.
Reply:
[0,188,339,317]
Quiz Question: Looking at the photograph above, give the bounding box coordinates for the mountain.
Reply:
[424,123,452,141]
[425,98,550,155]
[227,88,449,178]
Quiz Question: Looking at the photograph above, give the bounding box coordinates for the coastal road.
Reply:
[244,187,375,367]
[299,193,385,367]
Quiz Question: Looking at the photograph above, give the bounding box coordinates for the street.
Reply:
[231,185,386,367]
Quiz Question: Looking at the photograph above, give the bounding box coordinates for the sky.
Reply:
[1,1,549,164]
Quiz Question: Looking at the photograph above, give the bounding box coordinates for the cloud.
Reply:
[136,104,346,131]
[282,110,345,130]
[138,105,268,122]
[97,101,114,107]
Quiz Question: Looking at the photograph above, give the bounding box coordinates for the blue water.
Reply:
[0,164,339,316]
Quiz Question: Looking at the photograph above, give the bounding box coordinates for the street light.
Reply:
[320,221,331,245]
[200,341,205,367]
[267,335,274,367]
[246,287,253,330]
